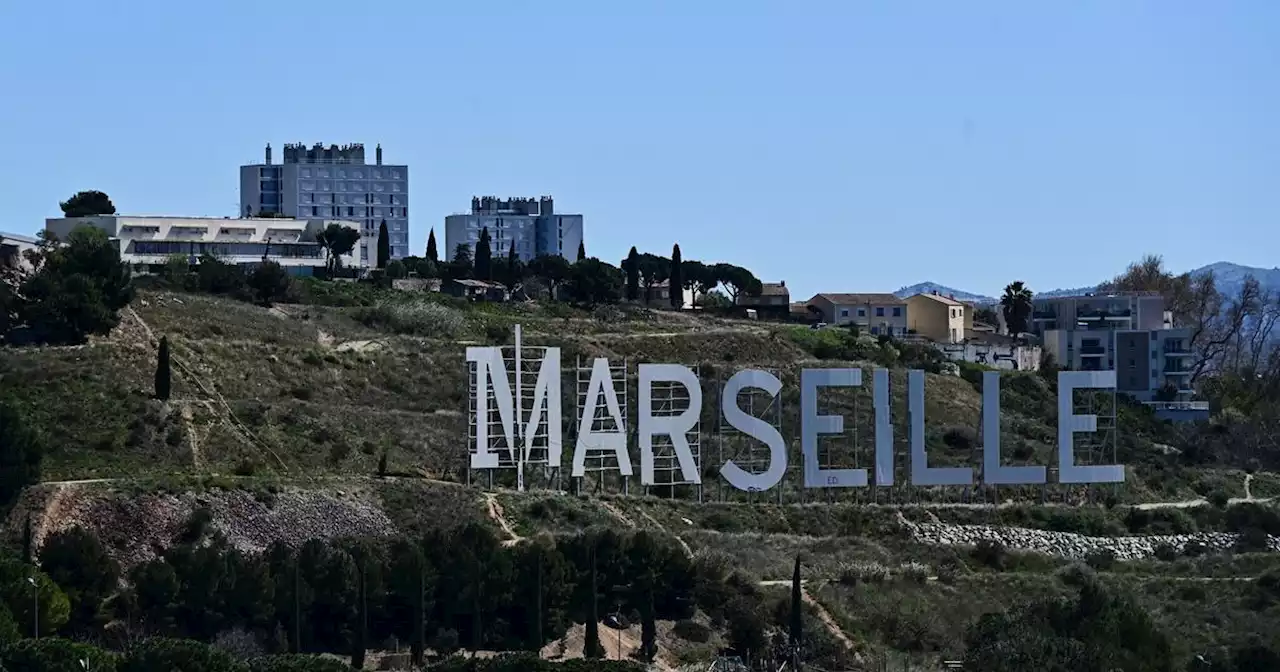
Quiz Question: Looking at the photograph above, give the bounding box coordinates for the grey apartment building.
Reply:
[444,196,584,264]
[239,143,409,263]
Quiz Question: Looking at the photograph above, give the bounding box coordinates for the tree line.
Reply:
[3,513,796,668]
[382,227,765,309]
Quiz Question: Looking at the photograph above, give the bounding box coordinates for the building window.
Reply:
[875,307,884,317]
[893,307,901,317]
[857,308,866,317]
[391,170,401,179]
[840,309,849,317]
[301,168,312,178]
[871,326,880,335]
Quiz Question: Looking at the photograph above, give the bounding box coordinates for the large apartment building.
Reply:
[239,143,409,264]
[1034,292,1192,402]
[45,215,363,275]
[444,196,584,263]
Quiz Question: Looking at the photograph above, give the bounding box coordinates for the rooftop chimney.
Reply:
[780,280,785,287]
[265,143,272,165]
[376,144,382,166]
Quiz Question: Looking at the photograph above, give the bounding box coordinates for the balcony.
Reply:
[1077,309,1132,321]
[1079,344,1106,356]
[1032,310,1056,320]
[1163,342,1192,357]
[1162,366,1192,376]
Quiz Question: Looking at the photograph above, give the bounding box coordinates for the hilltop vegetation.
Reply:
[3,226,1280,668]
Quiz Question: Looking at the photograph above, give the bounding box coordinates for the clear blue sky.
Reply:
[2,1,1276,300]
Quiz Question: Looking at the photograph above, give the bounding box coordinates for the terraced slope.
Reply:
[3,284,1279,667]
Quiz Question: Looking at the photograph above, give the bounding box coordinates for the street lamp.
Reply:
[26,576,37,639]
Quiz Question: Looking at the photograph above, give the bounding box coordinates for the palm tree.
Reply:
[1001,281,1034,336]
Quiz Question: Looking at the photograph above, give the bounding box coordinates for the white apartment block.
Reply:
[44,216,363,275]
[1035,293,1193,402]
[239,143,409,264]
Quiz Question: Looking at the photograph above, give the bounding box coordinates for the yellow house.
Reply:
[905,292,967,343]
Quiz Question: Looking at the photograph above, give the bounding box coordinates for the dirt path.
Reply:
[484,493,523,546]
[802,586,856,652]
[35,483,77,549]
[598,500,637,529]
[633,508,693,559]
[180,403,202,468]
[126,307,289,475]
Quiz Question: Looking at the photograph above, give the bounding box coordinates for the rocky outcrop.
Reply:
[905,520,1280,561]
[17,483,397,571]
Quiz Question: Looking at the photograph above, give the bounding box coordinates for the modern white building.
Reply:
[239,143,409,264]
[1033,292,1194,403]
[44,216,362,275]
[444,196,584,263]
[0,232,38,272]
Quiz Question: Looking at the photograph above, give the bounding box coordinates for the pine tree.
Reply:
[155,336,171,401]
[789,556,803,664]
[426,228,439,262]
[475,228,493,281]
[669,244,683,308]
[353,550,368,669]
[625,247,640,301]
[576,240,586,263]
[376,220,390,269]
[584,545,603,658]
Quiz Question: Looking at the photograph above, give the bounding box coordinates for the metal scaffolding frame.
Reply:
[573,356,631,495]
[644,365,702,500]
[465,336,560,491]
[715,368,785,504]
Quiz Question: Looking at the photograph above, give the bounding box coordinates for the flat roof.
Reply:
[0,231,39,245]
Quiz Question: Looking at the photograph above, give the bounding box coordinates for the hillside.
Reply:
[3,281,1280,668]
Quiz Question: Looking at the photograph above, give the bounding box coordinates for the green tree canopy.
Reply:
[58,191,116,218]
[0,402,41,507]
[315,224,359,275]
[1000,281,1034,336]
[15,227,134,345]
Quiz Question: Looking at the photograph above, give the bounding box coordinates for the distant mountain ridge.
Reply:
[893,282,996,304]
[895,262,1279,305]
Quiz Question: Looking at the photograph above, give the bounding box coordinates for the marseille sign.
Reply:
[466,328,1123,492]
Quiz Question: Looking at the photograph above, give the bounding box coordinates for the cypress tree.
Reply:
[506,243,519,289]
[353,550,368,669]
[584,545,603,659]
[576,240,586,263]
[640,573,656,662]
[669,244,683,308]
[155,336,171,401]
[534,549,544,649]
[410,549,426,666]
[292,553,302,654]
[475,228,493,281]
[625,247,640,301]
[426,228,439,262]
[21,515,32,565]
[789,556,803,664]
[376,220,390,269]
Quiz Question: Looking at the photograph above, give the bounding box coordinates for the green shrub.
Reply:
[353,301,465,337]
[121,638,248,672]
[248,655,351,672]
[2,637,117,671]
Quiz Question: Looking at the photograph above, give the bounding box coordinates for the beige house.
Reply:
[905,292,967,343]
[737,281,791,316]
[806,293,909,336]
